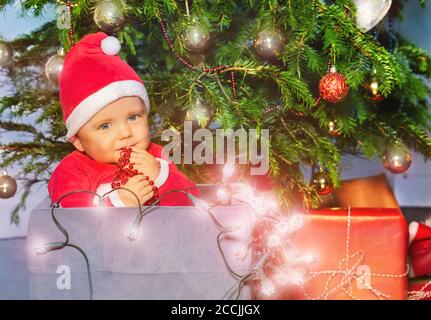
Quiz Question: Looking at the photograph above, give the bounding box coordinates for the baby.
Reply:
[48,32,198,207]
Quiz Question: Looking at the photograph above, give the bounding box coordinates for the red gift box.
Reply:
[253,207,408,300]
[408,277,431,300]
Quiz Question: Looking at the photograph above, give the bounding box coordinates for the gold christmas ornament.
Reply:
[253,29,285,61]
[94,0,126,34]
[0,172,17,199]
[383,142,413,174]
[367,76,384,102]
[365,68,384,102]
[0,41,13,68]
[354,0,392,31]
[45,47,65,85]
[311,170,334,195]
[182,24,211,54]
[328,120,340,137]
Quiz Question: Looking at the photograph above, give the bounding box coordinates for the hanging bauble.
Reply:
[353,0,392,31]
[253,29,285,61]
[94,0,126,34]
[365,76,384,102]
[0,172,17,199]
[364,68,383,102]
[383,142,412,174]
[45,47,65,85]
[186,99,213,128]
[311,170,334,195]
[328,120,340,137]
[216,184,232,206]
[182,23,211,54]
[0,41,13,68]
[319,66,349,104]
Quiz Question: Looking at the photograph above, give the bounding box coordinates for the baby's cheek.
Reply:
[142,136,151,150]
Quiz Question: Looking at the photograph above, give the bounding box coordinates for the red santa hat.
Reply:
[59,32,150,140]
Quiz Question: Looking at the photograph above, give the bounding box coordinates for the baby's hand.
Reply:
[129,147,160,182]
[117,175,155,206]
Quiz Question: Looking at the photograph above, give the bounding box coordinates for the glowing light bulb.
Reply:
[300,253,315,264]
[34,242,64,255]
[224,225,241,233]
[287,214,303,232]
[222,163,235,182]
[216,186,231,205]
[273,269,291,286]
[276,219,290,234]
[267,197,278,212]
[188,194,211,213]
[267,234,281,248]
[234,243,250,260]
[260,280,275,296]
[370,80,379,95]
[127,224,139,241]
[35,244,49,255]
[289,269,304,285]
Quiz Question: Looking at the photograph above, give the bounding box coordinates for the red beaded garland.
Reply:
[230,71,237,100]
[158,18,239,100]
[319,69,349,104]
[111,147,159,206]
[66,1,75,46]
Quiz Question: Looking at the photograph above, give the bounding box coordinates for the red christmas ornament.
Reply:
[319,67,349,104]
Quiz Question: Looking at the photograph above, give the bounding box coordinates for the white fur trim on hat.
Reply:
[101,36,121,56]
[409,221,419,245]
[154,158,169,188]
[66,80,150,139]
[96,182,126,207]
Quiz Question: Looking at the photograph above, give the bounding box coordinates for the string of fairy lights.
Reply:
[33,162,431,300]
[34,163,316,300]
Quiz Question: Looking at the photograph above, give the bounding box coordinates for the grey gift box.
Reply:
[26,185,254,300]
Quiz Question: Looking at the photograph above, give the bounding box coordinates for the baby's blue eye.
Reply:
[128,114,138,121]
[99,123,111,130]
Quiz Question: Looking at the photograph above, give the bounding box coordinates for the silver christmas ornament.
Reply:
[383,142,412,174]
[45,48,65,85]
[354,0,392,31]
[186,99,213,127]
[182,24,211,54]
[253,29,285,61]
[94,0,126,34]
[0,41,13,68]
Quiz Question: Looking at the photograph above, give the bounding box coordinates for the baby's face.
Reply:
[71,96,150,164]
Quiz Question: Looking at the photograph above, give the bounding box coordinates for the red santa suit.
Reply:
[49,32,199,207]
[48,142,198,207]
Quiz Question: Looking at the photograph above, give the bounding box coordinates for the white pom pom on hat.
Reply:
[101,36,121,55]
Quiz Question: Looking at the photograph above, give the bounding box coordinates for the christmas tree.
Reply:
[1,0,431,224]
